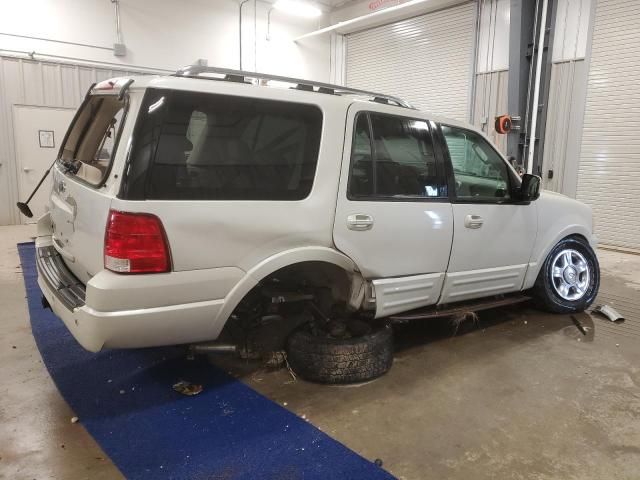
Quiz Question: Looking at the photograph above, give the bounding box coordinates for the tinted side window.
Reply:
[126,89,322,200]
[348,113,445,199]
[441,125,511,201]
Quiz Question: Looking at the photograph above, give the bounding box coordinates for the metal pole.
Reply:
[0,32,113,51]
[526,0,549,174]
[267,8,274,41]
[111,0,123,44]
[239,0,251,70]
[469,0,483,123]
[522,0,541,167]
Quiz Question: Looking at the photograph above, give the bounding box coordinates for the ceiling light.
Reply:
[273,0,322,18]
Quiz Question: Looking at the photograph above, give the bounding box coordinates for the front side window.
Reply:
[124,89,323,201]
[441,125,511,201]
[59,95,125,185]
[348,113,445,199]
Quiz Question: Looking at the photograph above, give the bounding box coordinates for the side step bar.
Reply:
[386,294,532,323]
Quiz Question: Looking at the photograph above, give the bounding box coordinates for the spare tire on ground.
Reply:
[286,322,393,384]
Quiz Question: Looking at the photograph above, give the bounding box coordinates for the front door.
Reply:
[438,124,537,303]
[333,106,453,317]
[13,105,75,223]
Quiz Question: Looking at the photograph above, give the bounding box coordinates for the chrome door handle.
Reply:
[347,214,374,231]
[464,214,484,229]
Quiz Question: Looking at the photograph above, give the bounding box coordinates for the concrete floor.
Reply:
[1,224,639,480]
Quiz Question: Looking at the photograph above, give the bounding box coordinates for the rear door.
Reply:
[333,106,453,317]
[437,124,537,303]
[49,87,129,283]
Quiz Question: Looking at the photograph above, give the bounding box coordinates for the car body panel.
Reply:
[522,191,596,290]
[372,273,445,317]
[333,103,454,316]
[439,202,538,303]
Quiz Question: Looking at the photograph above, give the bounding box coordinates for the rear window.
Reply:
[121,89,323,200]
[59,95,125,186]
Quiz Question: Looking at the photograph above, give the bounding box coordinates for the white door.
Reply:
[13,105,75,223]
[576,0,640,250]
[333,106,454,318]
[345,2,476,121]
[438,124,538,303]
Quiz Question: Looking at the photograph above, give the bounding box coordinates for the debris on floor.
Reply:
[172,380,203,396]
[571,315,588,335]
[593,304,625,323]
[264,350,287,369]
[71,416,79,424]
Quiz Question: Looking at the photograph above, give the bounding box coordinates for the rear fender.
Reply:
[211,247,357,335]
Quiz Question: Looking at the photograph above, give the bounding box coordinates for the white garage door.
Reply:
[577,0,640,251]
[346,2,476,121]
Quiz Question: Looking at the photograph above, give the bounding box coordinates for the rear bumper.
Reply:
[35,237,234,352]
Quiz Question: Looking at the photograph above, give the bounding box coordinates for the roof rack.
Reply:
[173,65,415,109]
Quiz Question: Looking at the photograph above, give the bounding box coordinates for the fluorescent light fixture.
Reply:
[273,0,322,18]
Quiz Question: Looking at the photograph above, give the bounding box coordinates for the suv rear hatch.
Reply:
[48,80,130,283]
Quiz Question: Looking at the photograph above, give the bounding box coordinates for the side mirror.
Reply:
[517,174,541,202]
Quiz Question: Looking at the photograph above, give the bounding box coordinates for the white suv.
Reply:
[34,66,599,383]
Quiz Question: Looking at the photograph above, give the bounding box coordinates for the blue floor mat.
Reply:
[18,242,394,480]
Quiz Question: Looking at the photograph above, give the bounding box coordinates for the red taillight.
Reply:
[104,210,171,274]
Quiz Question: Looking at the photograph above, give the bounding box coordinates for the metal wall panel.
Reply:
[471,70,508,153]
[577,0,640,250]
[476,0,510,73]
[553,0,591,62]
[541,60,587,195]
[345,2,476,120]
[0,55,151,225]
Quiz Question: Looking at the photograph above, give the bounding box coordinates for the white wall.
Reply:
[331,0,408,23]
[0,0,334,225]
[0,0,331,80]
[243,1,331,80]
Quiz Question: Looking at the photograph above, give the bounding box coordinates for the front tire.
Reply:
[533,236,600,313]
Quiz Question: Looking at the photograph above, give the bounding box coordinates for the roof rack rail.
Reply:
[173,65,415,109]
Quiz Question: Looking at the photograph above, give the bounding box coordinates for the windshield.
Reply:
[59,95,125,186]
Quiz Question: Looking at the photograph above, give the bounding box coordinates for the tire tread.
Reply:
[286,326,393,384]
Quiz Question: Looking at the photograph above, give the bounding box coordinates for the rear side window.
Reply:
[59,95,125,186]
[348,112,446,199]
[123,89,323,200]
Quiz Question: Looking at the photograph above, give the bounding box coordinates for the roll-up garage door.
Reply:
[346,2,476,121]
[577,0,640,250]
